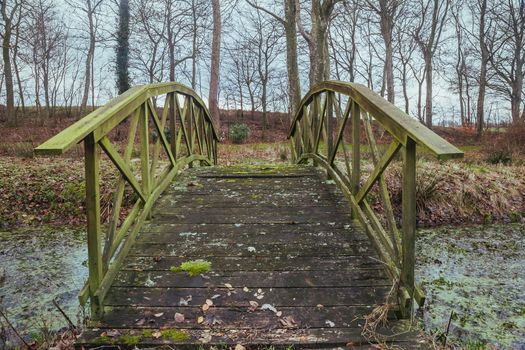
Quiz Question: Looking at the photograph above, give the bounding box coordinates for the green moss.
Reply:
[161,328,190,341]
[119,333,141,346]
[91,336,113,345]
[170,259,211,276]
[141,329,154,338]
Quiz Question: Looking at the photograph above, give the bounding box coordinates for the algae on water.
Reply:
[170,259,211,276]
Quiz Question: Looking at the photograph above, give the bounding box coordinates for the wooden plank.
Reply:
[77,327,424,349]
[104,286,391,307]
[98,305,391,329]
[122,255,383,272]
[127,240,374,257]
[113,270,389,288]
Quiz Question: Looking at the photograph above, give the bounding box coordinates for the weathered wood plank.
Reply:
[113,270,389,288]
[104,286,391,307]
[122,255,383,272]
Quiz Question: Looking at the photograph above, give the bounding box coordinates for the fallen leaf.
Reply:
[197,316,204,324]
[135,318,146,326]
[205,299,213,306]
[174,313,185,322]
[243,287,249,292]
[152,331,162,339]
[325,320,335,328]
[211,294,221,299]
[279,316,297,329]
[235,345,246,350]
[202,303,210,311]
[154,312,164,317]
[224,283,233,289]
[276,311,283,317]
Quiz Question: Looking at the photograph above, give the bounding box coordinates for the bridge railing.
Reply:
[288,81,463,317]
[35,82,218,317]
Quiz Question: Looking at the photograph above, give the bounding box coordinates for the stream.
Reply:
[0,224,523,348]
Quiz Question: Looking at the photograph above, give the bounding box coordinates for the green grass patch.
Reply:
[170,259,211,276]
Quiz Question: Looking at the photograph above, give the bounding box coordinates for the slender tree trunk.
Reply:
[424,55,433,127]
[116,0,130,94]
[475,0,488,137]
[1,17,15,124]
[284,1,301,117]
[208,0,221,127]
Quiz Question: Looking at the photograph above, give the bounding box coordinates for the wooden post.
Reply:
[139,103,151,199]
[351,103,361,218]
[326,93,334,179]
[401,137,416,317]
[84,132,103,318]
[169,93,177,160]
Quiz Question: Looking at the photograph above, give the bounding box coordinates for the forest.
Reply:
[1,0,525,349]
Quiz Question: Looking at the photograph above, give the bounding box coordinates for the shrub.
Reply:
[486,145,512,165]
[229,123,250,144]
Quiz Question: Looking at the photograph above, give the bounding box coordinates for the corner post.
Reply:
[84,132,103,318]
[401,137,416,317]
[351,103,361,218]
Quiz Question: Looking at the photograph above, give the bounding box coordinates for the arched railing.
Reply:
[288,81,463,317]
[35,82,218,317]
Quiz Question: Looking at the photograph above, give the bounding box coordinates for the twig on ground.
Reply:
[443,310,455,347]
[0,309,29,348]
[52,299,76,330]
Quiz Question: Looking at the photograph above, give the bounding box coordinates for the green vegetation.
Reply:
[119,333,141,346]
[91,336,113,345]
[170,259,212,276]
[229,123,250,144]
[161,328,190,342]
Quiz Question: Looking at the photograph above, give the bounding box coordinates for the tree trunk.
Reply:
[1,16,15,124]
[116,0,130,94]
[209,0,221,128]
[284,1,301,118]
[475,0,488,138]
[424,55,433,127]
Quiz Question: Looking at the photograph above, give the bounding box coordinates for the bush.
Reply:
[485,144,512,165]
[229,123,250,144]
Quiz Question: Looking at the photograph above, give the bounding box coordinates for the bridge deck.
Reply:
[78,165,423,348]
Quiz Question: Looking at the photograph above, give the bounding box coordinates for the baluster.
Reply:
[326,93,334,179]
[169,93,177,160]
[139,103,150,199]
[351,103,361,219]
[401,137,416,317]
[84,132,103,317]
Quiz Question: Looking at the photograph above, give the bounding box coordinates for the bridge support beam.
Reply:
[401,137,416,317]
[84,133,103,318]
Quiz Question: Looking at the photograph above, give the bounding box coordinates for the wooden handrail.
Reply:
[288,81,463,160]
[35,82,219,318]
[288,81,463,318]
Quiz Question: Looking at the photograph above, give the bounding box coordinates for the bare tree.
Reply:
[208,0,221,126]
[116,0,130,94]
[411,0,450,127]
[366,0,403,103]
[246,0,301,117]
[489,0,525,124]
[296,0,342,86]
[1,0,21,124]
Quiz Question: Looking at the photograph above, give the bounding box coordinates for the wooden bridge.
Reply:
[36,81,462,348]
